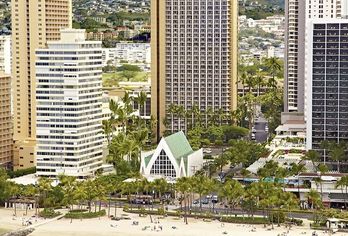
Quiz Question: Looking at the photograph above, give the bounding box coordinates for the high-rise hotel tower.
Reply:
[284,0,341,113]
[306,19,348,152]
[0,72,13,169]
[151,0,238,138]
[11,0,72,169]
[35,29,104,178]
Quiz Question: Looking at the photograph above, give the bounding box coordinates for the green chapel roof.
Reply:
[144,131,195,170]
[164,131,193,161]
[144,154,152,166]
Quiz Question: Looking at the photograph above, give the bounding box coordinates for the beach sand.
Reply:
[0,208,41,233]
[0,208,345,236]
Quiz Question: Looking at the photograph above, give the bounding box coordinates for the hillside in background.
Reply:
[240,0,284,7]
[0,0,11,33]
[1,0,284,32]
[239,0,284,20]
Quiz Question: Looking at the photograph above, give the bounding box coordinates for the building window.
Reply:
[150,150,176,177]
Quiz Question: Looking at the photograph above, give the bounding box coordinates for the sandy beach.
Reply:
[0,208,345,236]
[0,208,44,234]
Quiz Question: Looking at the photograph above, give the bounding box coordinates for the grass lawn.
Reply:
[102,71,149,87]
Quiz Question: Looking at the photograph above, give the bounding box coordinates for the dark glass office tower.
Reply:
[307,20,348,152]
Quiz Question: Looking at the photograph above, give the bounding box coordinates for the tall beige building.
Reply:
[151,0,238,138]
[11,0,72,169]
[0,72,13,168]
[284,0,341,113]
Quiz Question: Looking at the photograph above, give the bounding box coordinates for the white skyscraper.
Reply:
[35,29,104,178]
[343,0,348,18]
[284,0,341,113]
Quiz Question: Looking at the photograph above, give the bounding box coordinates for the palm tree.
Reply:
[148,115,157,141]
[205,107,214,126]
[167,104,177,132]
[102,120,113,146]
[109,178,121,217]
[254,72,265,96]
[139,179,154,221]
[243,182,259,220]
[219,180,244,216]
[239,92,258,130]
[107,133,128,174]
[335,176,348,209]
[244,73,256,93]
[238,72,248,96]
[304,150,320,171]
[121,92,134,132]
[204,178,217,213]
[290,163,307,197]
[80,179,96,212]
[116,107,128,133]
[192,175,209,215]
[328,141,346,173]
[94,178,107,212]
[97,177,115,217]
[37,177,53,209]
[122,91,133,111]
[8,184,20,216]
[74,181,88,211]
[307,190,322,208]
[216,108,226,126]
[264,57,281,89]
[306,189,323,223]
[176,177,192,224]
[191,103,201,128]
[122,138,140,170]
[136,91,148,115]
[121,181,136,210]
[176,105,186,128]
[109,99,120,118]
[257,160,279,179]
[274,166,290,190]
[214,154,228,173]
[281,191,299,221]
[313,177,323,201]
[58,175,78,211]
[22,185,36,216]
[153,178,168,210]
[132,128,148,161]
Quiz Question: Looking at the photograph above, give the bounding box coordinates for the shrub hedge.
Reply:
[221,216,269,224]
[65,209,106,219]
[39,208,61,218]
[124,209,269,224]
[7,167,36,178]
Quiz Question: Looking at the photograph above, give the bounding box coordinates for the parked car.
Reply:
[202,198,209,204]
[251,133,256,140]
[203,148,212,154]
[212,195,218,204]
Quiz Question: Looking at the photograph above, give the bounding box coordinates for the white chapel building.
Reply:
[140,131,203,179]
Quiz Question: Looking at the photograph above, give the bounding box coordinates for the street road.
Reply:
[254,116,268,143]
